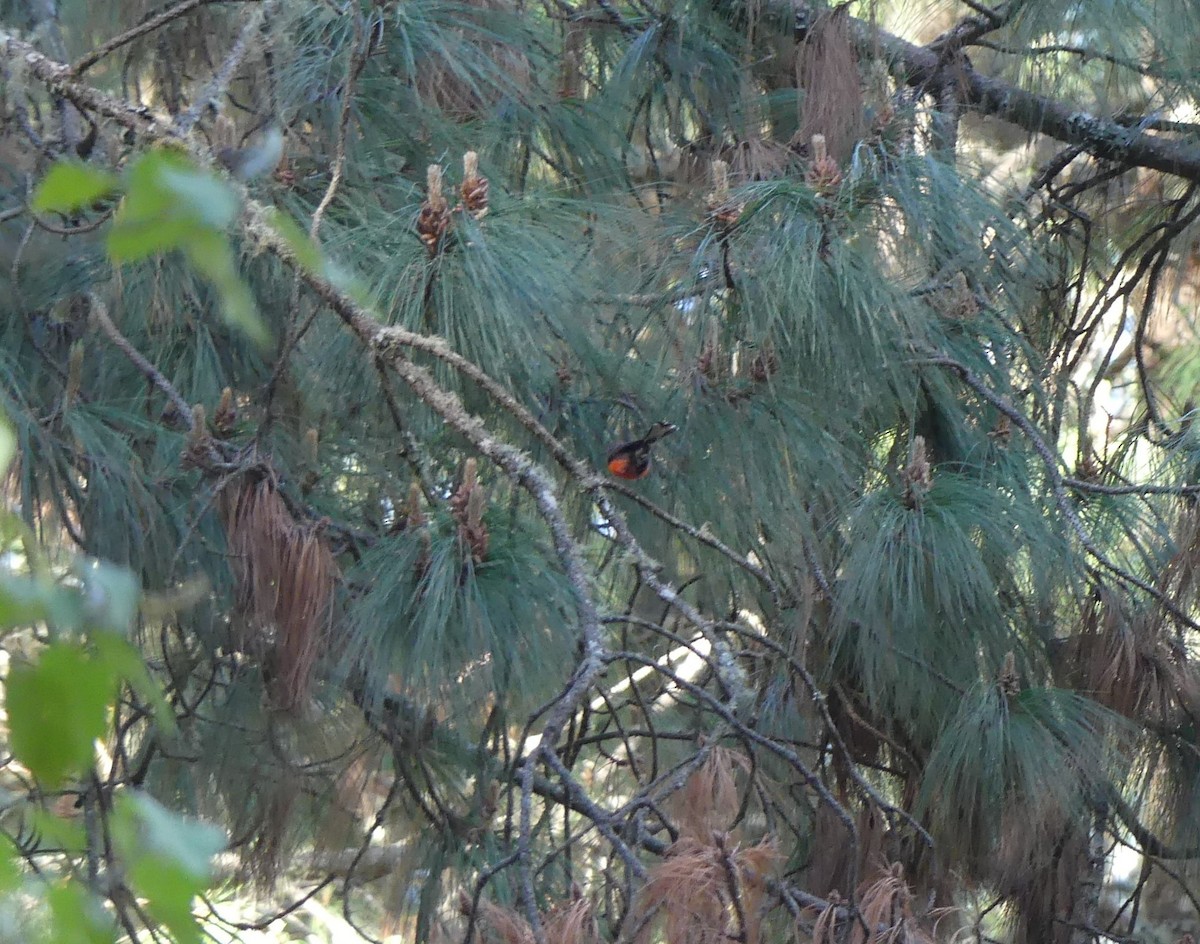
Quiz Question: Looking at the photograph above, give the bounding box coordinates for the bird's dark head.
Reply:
[643,421,678,443]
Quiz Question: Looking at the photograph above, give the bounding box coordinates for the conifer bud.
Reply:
[406,480,426,530]
[181,404,210,469]
[750,343,779,382]
[189,404,207,441]
[401,480,432,579]
[705,159,743,228]
[698,316,724,381]
[214,386,237,434]
[930,272,980,321]
[451,458,489,563]
[460,151,489,219]
[64,340,84,409]
[417,164,451,256]
[901,435,932,507]
[806,134,843,193]
[998,650,1020,696]
[300,427,320,495]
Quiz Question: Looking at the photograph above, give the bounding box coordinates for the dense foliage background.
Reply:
[3,0,1200,941]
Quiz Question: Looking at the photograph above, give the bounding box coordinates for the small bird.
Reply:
[606,422,678,480]
[215,126,284,182]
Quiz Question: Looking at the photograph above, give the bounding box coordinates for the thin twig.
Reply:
[72,0,232,75]
[87,294,195,429]
[176,0,275,134]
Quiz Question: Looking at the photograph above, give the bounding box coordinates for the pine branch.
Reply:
[0,31,160,137]
[0,25,765,787]
[920,347,1200,634]
[798,1,1200,182]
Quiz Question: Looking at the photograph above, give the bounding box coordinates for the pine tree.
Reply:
[3,1,1200,941]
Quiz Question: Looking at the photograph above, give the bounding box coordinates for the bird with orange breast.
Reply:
[606,422,677,480]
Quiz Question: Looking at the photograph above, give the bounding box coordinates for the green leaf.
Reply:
[128,859,203,944]
[107,151,236,262]
[106,215,194,262]
[120,793,226,882]
[157,163,239,229]
[0,572,87,635]
[105,151,268,344]
[29,808,87,854]
[43,883,114,944]
[0,574,50,629]
[112,793,225,944]
[264,207,323,273]
[6,643,116,785]
[0,507,25,554]
[184,230,270,347]
[0,412,13,478]
[0,834,21,893]
[32,163,119,215]
[92,634,176,735]
[73,558,140,635]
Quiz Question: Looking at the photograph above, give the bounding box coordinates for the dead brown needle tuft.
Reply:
[458,893,599,944]
[463,895,534,944]
[676,745,750,839]
[852,862,932,944]
[543,896,600,944]
[811,890,843,944]
[795,7,865,164]
[221,477,338,711]
[636,834,780,944]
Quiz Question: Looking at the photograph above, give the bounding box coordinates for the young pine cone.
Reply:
[704,159,743,228]
[460,151,490,219]
[417,164,451,256]
[806,134,843,193]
